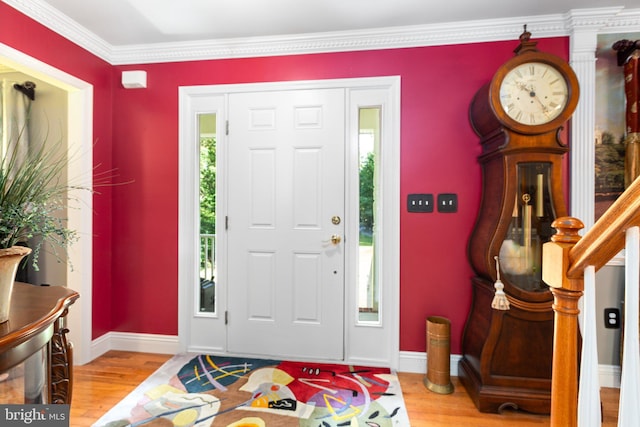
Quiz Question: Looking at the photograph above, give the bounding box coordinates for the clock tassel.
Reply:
[491,256,510,311]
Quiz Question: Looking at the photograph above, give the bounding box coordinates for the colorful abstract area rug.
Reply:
[93,353,411,427]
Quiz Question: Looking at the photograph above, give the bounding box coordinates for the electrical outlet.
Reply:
[437,193,458,213]
[604,308,620,329]
[407,194,434,212]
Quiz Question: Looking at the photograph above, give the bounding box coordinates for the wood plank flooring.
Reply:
[6,350,621,426]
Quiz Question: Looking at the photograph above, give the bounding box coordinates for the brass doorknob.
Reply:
[330,234,342,245]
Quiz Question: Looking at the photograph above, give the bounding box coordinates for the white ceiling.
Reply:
[26,0,640,46]
[3,1,638,65]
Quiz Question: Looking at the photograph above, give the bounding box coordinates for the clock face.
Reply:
[499,62,569,126]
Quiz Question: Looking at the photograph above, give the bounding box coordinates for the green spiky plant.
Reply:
[0,128,86,270]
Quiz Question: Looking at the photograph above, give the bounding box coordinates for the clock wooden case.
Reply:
[458,29,579,414]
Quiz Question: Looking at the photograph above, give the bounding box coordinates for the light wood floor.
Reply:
[63,351,619,426]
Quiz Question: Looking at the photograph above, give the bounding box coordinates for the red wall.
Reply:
[0,3,115,339]
[111,38,569,354]
[1,3,570,354]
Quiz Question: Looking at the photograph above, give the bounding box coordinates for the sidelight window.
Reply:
[357,107,380,323]
[198,113,217,314]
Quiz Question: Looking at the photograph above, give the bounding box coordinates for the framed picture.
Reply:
[594,32,640,220]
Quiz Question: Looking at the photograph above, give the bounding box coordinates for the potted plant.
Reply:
[0,130,84,322]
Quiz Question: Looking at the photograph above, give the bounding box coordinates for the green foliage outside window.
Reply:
[200,137,216,234]
[359,152,374,246]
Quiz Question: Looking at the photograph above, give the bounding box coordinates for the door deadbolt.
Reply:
[331,216,341,225]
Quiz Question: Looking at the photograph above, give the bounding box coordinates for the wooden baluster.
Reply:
[619,227,640,424]
[542,217,584,427]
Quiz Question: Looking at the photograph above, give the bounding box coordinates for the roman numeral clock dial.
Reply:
[499,62,569,125]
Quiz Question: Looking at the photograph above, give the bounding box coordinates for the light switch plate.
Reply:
[437,193,458,213]
[407,194,433,213]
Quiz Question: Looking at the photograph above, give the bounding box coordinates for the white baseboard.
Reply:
[398,350,460,375]
[599,364,621,388]
[398,351,621,389]
[89,332,180,362]
[89,333,112,360]
[86,337,622,389]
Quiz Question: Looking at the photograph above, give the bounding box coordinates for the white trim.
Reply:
[91,332,180,359]
[398,352,460,376]
[178,77,401,368]
[106,17,566,65]
[180,78,399,95]
[599,364,622,388]
[3,0,112,63]
[108,332,180,355]
[178,91,227,354]
[568,9,606,233]
[89,333,111,361]
[567,10,635,263]
[345,81,401,369]
[88,339,624,390]
[3,1,639,64]
[398,351,429,374]
[398,351,621,389]
[0,42,94,365]
[398,351,462,377]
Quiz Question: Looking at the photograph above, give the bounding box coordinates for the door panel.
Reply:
[227,88,345,360]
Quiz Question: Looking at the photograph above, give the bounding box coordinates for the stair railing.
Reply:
[542,176,640,427]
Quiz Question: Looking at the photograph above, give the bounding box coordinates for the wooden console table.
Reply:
[0,282,79,404]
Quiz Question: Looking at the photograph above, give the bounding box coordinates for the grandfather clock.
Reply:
[458,27,579,414]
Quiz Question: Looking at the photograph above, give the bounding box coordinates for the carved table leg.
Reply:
[49,309,73,405]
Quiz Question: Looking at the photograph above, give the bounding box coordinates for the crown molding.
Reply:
[110,15,568,65]
[599,7,640,34]
[3,0,112,63]
[564,6,640,32]
[3,1,640,65]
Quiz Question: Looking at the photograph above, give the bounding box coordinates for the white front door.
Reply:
[226,88,345,360]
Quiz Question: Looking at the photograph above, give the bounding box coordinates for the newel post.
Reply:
[542,217,585,427]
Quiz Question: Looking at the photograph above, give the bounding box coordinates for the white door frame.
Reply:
[0,43,94,364]
[178,76,400,368]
